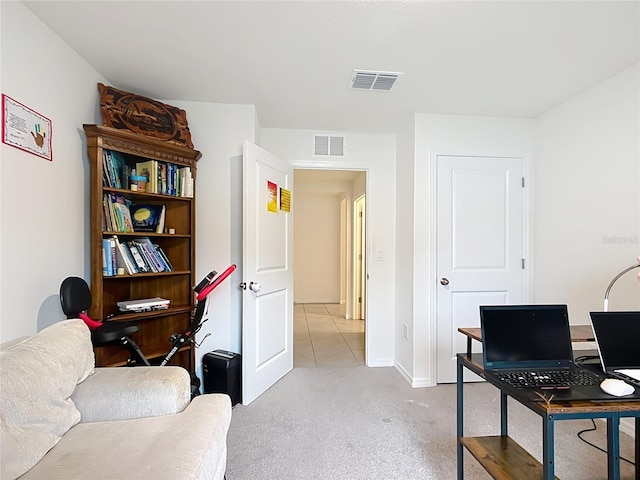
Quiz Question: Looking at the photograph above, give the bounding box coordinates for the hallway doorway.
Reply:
[292,169,367,367]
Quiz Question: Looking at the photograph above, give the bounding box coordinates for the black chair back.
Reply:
[60,277,92,319]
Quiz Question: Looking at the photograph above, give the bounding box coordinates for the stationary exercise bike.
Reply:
[60,265,236,396]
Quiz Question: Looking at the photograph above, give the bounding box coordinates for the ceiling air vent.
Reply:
[350,70,402,91]
[314,135,345,157]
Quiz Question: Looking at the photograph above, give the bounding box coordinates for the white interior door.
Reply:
[436,155,525,383]
[242,141,293,405]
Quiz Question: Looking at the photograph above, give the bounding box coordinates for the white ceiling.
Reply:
[23,1,640,133]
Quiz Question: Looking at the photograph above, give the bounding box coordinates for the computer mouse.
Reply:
[600,378,635,397]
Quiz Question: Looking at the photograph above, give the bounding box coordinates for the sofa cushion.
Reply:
[18,394,232,480]
[72,366,191,422]
[0,319,95,480]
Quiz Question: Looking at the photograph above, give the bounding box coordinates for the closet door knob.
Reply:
[440,278,450,286]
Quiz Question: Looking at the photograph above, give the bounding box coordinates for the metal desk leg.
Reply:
[635,417,640,480]
[607,415,621,480]
[457,357,464,480]
[500,391,508,436]
[542,415,555,480]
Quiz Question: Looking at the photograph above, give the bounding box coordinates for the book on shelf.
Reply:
[155,205,166,233]
[102,238,112,276]
[102,243,107,276]
[153,243,174,271]
[130,204,165,232]
[129,239,155,272]
[136,160,158,194]
[103,193,134,233]
[102,149,133,189]
[117,297,170,312]
[126,241,150,273]
[103,153,192,198]
[111,151,130,188]
[102,237,117,276]
[112,235,138,275]
[179,166,194,198]
[129,158,193,198]
[113,194,134,232]
[160,163,167,195]
[132,237,172,272]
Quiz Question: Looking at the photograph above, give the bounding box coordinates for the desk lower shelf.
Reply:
[460,435,560,480]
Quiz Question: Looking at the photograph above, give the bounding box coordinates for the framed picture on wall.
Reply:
[2,94,52,161]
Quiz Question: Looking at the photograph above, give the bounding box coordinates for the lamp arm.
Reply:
[603,263,640,311]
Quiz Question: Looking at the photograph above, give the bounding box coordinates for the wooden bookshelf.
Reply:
[83,124,201,371]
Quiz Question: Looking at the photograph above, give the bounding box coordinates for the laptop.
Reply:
[480,304,640,402]
[590,311,640,386]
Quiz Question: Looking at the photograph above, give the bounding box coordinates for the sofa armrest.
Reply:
[72,366,191,423]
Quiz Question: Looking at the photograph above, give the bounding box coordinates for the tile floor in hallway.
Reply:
[294,303,365,367]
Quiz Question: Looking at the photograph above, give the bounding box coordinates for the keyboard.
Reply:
[496,369,601,389]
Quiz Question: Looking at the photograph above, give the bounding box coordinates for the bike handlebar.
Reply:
[196,264,236,302]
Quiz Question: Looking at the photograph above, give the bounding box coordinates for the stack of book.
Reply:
[179,166,194,198]
[103,235,174,276]
[103,193,134,233]
[136,159,193,197]
[101,149,194,198]
[117,297,170,313]
[102,150,130,189]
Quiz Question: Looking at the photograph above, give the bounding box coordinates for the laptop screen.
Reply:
[590,311,640,371]
[480,304,573,370]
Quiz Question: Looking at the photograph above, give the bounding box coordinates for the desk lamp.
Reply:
[603,256,640,311]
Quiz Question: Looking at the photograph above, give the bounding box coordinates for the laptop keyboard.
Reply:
[496,369,601,389]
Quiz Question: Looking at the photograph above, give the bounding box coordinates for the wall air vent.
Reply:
[314,135,345,157]
[349,70,402,91]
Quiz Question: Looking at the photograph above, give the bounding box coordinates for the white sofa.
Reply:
[0,319,232,480]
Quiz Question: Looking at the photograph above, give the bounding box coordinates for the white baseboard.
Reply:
[596,418,635,439]
[621,418,636,438]
[367,358,393,368]
[394,361,434,388]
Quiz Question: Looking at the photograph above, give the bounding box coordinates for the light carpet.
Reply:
[226,366,636,479]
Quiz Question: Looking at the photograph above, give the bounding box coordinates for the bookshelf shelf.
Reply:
[107,305,195,323]
[84,124,200,371]
[102,231,191,238]
[103,187,194,202]
[103,270,192,279]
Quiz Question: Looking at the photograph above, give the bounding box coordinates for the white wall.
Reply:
[413,115,535,386]
[261,129,396,366]
[533,64,640,320]
[169,101,257,368]
[0,2,259,371]
[394,117,416,383]
[293,190,342,303]
[0,2,107,340]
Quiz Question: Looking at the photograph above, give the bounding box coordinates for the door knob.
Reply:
[440,277,450,286]
[249,282,261,292]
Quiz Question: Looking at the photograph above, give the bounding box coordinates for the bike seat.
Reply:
[91,321,140,345]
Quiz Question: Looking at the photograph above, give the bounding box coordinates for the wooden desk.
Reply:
[458,325,595,358]
[457,327,640,480]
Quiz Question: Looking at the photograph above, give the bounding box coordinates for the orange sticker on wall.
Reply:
[267,181,278,213]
